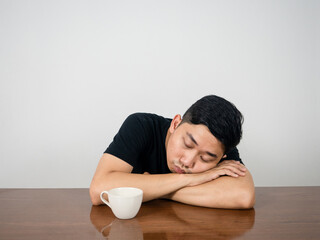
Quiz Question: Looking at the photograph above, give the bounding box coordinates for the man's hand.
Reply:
[167,161,255,209]
[186,160,247,187]
[212,160,247,178]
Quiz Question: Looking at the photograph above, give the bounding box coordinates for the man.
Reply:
[90,95,255,209]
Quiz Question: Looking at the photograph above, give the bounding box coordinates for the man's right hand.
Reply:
[185,160,247,187]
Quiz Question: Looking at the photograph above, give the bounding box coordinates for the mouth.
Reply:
[173,165,186,174]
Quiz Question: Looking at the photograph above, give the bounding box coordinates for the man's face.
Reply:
[166,115,225,174]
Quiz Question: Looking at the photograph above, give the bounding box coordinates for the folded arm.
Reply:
[90,154,255,209]
[165,168,255,209]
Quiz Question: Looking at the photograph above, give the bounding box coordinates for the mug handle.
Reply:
[100,191,111,208]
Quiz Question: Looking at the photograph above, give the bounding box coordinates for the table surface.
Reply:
[0,187,319,240]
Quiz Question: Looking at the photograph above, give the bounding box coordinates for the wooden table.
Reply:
[0,187,319,239]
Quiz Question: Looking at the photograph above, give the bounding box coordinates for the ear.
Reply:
[169,114,182,133]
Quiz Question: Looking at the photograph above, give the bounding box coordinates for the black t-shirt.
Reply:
[104,113,242,174]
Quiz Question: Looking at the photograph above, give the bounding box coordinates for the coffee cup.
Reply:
[100,187,143,219]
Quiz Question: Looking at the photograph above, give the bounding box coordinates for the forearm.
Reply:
[166,171,255,209]
[90,171,188,205]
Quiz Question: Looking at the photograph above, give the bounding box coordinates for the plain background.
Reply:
[0,0,319,188]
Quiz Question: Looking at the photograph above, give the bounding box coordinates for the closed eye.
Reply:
[183,138,193,148]
[184,143,193,149]
[200,156,210,163]
[200,155,216,163]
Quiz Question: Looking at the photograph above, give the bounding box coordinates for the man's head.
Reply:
[182,95,243,153]
[165,95,243,174]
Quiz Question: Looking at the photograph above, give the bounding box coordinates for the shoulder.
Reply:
[124,112,170,126]
[121,113,171,140]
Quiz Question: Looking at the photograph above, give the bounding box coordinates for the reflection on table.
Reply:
[90,199,255,239]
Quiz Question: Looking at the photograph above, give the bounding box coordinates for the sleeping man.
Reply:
[90,95,255,209]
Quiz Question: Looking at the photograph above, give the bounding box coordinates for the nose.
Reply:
[180,153,196,169]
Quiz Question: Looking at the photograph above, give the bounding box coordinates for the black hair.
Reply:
[181,95,243,153]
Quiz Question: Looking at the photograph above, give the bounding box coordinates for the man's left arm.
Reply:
[165,163,255,209]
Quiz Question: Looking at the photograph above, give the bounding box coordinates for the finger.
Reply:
[221,169,239,178]
[229,162,246,172]
[230,165,246,176]
[218,160,245,168]
[221,164,246,176]
[214,168,239,178]
[232,163,247,173]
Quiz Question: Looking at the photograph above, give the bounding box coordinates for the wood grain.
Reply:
[0,187,319,239]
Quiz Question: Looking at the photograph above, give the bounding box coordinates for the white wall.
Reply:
[0,0,319,188]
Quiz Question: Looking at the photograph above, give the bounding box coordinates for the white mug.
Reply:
[100,187,143,219]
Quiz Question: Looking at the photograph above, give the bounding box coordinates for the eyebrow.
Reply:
[186,132,218,158]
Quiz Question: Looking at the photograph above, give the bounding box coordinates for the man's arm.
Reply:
[90,153,188,205]
[165,165,255,209]
[90,154,253,208]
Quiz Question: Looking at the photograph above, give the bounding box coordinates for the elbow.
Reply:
[237,189,255,209]
[89,183,102,206]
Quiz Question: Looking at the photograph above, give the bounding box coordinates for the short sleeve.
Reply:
[104,114,149,168]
